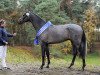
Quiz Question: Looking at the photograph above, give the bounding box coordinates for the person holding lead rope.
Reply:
[0,19,16,70]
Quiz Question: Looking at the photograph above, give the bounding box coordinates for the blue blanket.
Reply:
[34,21,52,45]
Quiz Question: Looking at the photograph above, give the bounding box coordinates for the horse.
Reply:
[18,11,86,70]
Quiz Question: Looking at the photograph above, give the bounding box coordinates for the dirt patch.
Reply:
[0,63,100,75]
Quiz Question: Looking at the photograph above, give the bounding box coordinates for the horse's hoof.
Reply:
[82,67,85,71]
[82,69,84,71]
[39,66,43,70]
[46,66,49,68]
[68,63,74,69]
[82,64,86,71]
[68,66,71,69]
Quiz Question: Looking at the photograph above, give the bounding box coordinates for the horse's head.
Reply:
[18,12,31,24]
[18,11,46,31]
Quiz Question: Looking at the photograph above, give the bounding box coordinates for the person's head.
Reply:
[0,19,6,27]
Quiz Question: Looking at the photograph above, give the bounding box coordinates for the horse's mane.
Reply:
[32,12,46,22]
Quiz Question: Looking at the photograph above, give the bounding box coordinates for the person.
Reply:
[0,19,16,70]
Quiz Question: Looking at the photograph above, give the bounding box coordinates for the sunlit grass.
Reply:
[7,46,37,64]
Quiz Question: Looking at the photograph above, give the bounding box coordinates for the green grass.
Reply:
[62,51,100,69]
[86,52,100,66]
[6,46,100,69]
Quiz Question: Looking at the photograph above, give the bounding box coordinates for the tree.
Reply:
[83,7,97,52]
[60,0,73,20]
[0,0,99,47]
[34,0,69,24]
[60,0,89,24]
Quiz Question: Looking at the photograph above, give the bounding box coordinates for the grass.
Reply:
[62,51,100,69]
[7,46,37,64]
[86,52,100,66]
[6,46,100,69]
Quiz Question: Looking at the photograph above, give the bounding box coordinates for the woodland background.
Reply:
[0,0,100,54]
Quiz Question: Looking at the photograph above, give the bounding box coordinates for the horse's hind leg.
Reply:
[80,52,86,71]
[45,44,50,68]
[68,44,77,68]
[82,57,86,71]
[79,43,86,70]
[40,42,46,69]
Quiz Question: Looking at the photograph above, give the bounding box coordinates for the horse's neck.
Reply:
[30,14,46,32]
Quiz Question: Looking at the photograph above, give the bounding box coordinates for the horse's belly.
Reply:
[48,38,68,44]
[47,32,69,44]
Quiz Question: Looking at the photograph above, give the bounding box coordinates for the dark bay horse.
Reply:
[18,11,86,70]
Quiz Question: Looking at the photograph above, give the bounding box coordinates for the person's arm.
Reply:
[4,29,14,37]
[7,32,16,37]
[0,29,7,44]
[5,29,16,37]
[6,32,13,37]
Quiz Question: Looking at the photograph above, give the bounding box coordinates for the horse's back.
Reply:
[51,24,83,34]
[52,24,82,30]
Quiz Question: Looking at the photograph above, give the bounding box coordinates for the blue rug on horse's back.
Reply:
[34,21,52,45]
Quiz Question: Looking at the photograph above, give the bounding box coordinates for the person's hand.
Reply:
[13,33,17,36]
[5,42,8,45]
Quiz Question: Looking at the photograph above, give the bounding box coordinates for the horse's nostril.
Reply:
[18,19,21,24]
[18,18,22,23]
[18,18,21,21]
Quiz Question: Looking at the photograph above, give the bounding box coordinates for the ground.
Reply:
[0,62,100,75]
[0,46,100,75]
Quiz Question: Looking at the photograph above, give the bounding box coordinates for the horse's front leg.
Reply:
[45,44,50,68]
[40,43,46,69]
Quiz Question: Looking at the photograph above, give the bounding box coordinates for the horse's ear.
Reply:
[26,13,30,17]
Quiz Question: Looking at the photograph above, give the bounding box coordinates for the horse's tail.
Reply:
[79,30,87,58]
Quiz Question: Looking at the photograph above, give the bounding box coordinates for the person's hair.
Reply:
[0,19,5,26]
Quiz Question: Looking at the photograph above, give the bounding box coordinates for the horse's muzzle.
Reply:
[18,18,23,24]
